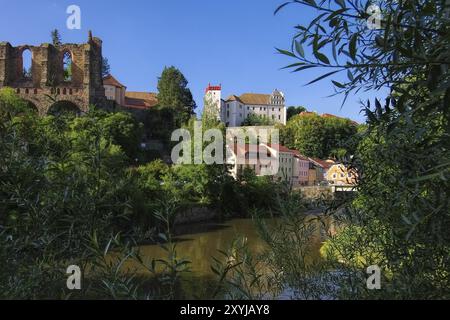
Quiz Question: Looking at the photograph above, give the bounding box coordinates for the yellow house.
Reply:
[326,164,358,185]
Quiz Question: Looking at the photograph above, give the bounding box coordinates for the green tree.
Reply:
[241,113,274,126]
[50,29,62,46]
[286,105,307,121]
[99,111,143,161]
[0,92,139,298]
[157,66,197,126]
[102,57,111,77]
[277,0,450,298]
[282,112,326,158]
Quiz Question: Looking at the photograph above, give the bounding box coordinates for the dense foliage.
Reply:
[278,112,359,158]
[286,105,307,121]
[157,66,197,127]
[0,88,284,298]
[275,0,450,298]
[242,113,274,126]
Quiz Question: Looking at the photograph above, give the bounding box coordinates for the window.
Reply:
[348,173,353,178]
[22,48,32,79]
[333,174,337,179]
[63,51,73,82]
[341,173,345,178]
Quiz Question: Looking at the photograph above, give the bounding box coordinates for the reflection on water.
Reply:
[123,216,332,299]
[134,218,271,276]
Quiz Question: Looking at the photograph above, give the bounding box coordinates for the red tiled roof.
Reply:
[310,158,335,169]
[299,111,317,117]
[265,143,292,153]
[264,144,309,160]
[103,74,126,88]
[290,149,310,161]
[124,92,158,110]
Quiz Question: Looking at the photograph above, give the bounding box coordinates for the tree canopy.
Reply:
[277,0,450,298]
[286,105,307,121]
[157,66,197,126]
[279,112,358,158]
[50,29,61,46]
[242,113,274,126]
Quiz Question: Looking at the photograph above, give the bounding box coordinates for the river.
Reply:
[122,217,330,299]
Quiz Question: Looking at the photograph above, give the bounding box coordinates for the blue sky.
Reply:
[0,0,388,122]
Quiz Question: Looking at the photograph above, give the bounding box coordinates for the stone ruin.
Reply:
[0,31,107,115]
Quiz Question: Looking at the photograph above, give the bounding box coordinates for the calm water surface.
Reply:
[124,217,329,298]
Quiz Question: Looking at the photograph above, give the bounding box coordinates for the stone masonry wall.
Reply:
[0,32,106,115]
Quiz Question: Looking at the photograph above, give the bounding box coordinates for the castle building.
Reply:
[204,84,287,127]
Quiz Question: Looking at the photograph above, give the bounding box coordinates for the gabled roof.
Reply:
[124,92,158,109]
[225,95,242,103]
[311,158,335,169]
[103,74,126,88]
[239,93,271,105]
[264,144,309,161]
[299,111,317,117]
[264,143,292,153]
[290,149,310,161]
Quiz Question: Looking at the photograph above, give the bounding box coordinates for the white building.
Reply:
[227,142,310,186]
[103,74,126,106]
[204,84,287,127]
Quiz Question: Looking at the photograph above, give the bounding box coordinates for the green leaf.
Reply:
[349,33,358,60]
[295,40,305,58]
[332,80,346,88]
[280,62,306,70]
[304,0,317,7]
[276,48,297,58]
[335,0,346,9]
[305,70,340,85]
[293,65,317,72]
[274,2,291,15]
[347,70,354,81]
[314,51,330,64]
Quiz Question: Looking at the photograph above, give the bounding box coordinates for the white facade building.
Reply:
[227,142,310,186]
[204,84,287,127]
[103,74,126,106]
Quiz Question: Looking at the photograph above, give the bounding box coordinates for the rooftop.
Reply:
[103,74,126,88]
[124,92,158,109]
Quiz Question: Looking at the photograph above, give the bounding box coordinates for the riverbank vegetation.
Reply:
[273,0,450,299]
[1,0,449,300]
[0,88,287,298]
